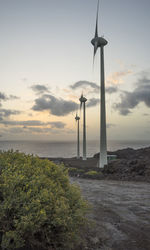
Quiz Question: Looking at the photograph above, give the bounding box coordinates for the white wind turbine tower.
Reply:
[75,113,80,159]
[79,94,87,160]
[91,0,108,168]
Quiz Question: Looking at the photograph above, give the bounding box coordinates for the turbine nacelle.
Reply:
[91,36,108,48]
[79,95,87,103]
[75,114,80,121]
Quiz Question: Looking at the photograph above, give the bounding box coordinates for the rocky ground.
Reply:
[71,177,150,250]
[45,146,150,182]
[43,147,150,249]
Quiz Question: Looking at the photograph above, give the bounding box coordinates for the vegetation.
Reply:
[67,167,84,174]
[0,151,89,250]
[84,170,102,179]
[85,170,99,176]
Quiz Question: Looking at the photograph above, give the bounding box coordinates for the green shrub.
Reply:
[85,170,99,176]
[68,168,84,173]
[0,151,89,250]
[67,167,78,172]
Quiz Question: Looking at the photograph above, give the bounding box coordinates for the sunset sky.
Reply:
[0,0,150,141]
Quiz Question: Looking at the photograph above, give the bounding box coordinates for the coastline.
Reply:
[41,146,150,182]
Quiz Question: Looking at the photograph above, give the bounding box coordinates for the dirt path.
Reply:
[70,178,150,250]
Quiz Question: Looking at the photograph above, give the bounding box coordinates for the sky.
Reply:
[0,0,150,141]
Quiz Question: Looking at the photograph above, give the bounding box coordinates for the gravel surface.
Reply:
[70,177,150,250]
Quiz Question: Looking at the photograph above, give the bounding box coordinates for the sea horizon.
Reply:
[0,139,150,158]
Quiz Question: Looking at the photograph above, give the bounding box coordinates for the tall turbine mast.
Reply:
[91,0,108,168]
[79,94,87,160]
[75,113,80,159]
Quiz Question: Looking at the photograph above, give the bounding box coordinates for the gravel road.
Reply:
[70,178,150,250]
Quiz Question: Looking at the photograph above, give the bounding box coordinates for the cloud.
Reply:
[0,92,8,106]
[87,98,99,107]
[0,93,19,101]
[0,92,7,101]
[114,74,150,115]
[106,86,118,94]
[8,127,25,134]
[32,94,79,116]
[1,122,67,136]
[9,95,19,100]
[31,84,50,95]
[0,118,66,131]
[107,70,133,85]
[0,109,21,120]
[70,81,99,92]
[0,92,19,106]
[24,127,50,134]
[70,80,118,95]
[0,120,47,126]
[49,122,65,129]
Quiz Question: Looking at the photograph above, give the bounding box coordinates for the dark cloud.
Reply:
[26,126,65,134]
[0,109,21,120]
[9,95,19,100]
[0,119,66,130]
[32,94,78,116]
[0,93,19,101]
[70,81,99,92]
[8,127,25,134]
[70,81,118,95]
[0,92,7,100]
[24,127,50,134]
[31,84,50,95]
[49,122,65,129]
[0,92,8,106]
[2,122,66,135]
[0,92,19,107]
[106,86,118,94]
[0,120,48,126]
[87,98,99,107]
[1,126,42,135]
[114,75,150,115]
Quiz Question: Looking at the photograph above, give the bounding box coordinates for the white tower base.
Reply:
[99,46,107,168]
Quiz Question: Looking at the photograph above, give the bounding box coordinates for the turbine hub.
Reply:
[91,36,108,47]
[75,116,80,121]
[79,96,87,103]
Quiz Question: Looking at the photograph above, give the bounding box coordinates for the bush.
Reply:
[68,168,84,174]
[85,170,99,176]
[84,170,103,179]
[0,151,89,250]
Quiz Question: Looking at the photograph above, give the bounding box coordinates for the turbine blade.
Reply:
[79,93,83,111]
[93,41,98,66]
[94,41,98,56]
[95,0,100,38]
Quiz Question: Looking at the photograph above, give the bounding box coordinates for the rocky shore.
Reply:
[94,146,150,182]
[43,146,150,182]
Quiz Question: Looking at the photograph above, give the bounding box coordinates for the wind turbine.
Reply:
[91,0,108,168]
[75,113,80,159]
[79,94,87,160]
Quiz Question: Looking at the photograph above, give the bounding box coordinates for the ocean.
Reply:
[0,140,150,158]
